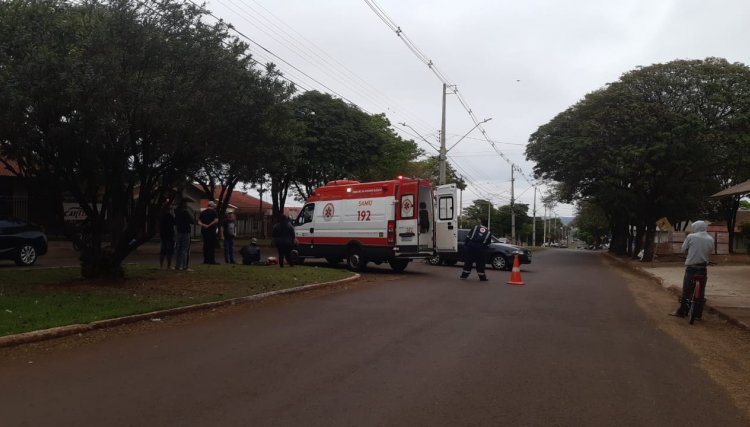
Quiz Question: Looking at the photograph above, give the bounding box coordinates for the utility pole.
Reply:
[487,200,492,231]
[532,186,537,246]
[439,83,447,185]
[510,167,516,243]
[543,205,547,246]
[458,176,463,227]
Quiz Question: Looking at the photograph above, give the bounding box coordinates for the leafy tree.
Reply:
[461,199,493,229]
[527,58,750,259]
[459,200,529,241]
[0,0,261,277]
[193,64,293,220]
[356,114,424,182]
[409,156,467,190]
[573,200,609,245]
[260,91,304,221]
[289,91,383,199]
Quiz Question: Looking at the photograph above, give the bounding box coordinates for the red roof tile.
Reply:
[0,159,20,177]
[195,185,273,212]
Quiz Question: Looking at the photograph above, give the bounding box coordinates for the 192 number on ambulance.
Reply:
[357,210,371,221]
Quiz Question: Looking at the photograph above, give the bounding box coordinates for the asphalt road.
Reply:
[1,250,747,426]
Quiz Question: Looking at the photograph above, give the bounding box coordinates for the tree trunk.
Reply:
[609,220,628,256]
[632,223,645,259]
[722,195,740,254]
[642,223,656,262]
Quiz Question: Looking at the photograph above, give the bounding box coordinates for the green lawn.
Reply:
[0,264,353,337]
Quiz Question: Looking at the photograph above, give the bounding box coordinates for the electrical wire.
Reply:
[211,0,438,136]
[362,0,540,190]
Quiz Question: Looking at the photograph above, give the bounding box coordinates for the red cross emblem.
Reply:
[323,203,335,221]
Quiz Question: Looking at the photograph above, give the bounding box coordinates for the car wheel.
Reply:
[427,255,443,266]
[490,254,508,271]
[346,247,367,272]
[389,259,410,272]
[15,244,38,266]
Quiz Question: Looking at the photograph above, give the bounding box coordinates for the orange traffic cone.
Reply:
[507,255,525,285]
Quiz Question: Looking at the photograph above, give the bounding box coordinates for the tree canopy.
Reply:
[0,0,285,276]
[526,58,750,258]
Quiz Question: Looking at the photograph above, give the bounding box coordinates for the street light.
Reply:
[398,123,440,153]
[447,117,493,152]
[440,117,492,185]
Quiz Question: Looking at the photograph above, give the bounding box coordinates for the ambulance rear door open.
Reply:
[435,184,458,253]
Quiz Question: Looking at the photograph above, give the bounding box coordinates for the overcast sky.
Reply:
[204,0,750,217]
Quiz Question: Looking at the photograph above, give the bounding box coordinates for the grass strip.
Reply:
[0,263,353,336]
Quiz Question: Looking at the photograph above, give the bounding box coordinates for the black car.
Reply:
[428,229,531,270]
[0,217,48,266]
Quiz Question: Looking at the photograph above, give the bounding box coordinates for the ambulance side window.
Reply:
[297,203,315,225]
[438,196,454,220]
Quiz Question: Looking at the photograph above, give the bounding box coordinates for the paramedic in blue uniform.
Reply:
[461,220,492,281]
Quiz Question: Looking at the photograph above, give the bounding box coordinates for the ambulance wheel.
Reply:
[326,257,341,266]
[346,248,367,271]
[427,255,443,266]
[389,259,409,272]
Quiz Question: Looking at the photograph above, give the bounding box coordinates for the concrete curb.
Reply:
[0,273,361,348]
[603,253,750,332]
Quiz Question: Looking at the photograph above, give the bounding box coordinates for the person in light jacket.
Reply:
[670,220,714,318]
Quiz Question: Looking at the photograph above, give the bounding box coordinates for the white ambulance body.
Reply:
[293,178,458,272]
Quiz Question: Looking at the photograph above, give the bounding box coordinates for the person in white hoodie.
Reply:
[670,220,714,318]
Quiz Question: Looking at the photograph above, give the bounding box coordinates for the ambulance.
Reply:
[293,178,458,272]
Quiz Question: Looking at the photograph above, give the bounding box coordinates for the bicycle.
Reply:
[685,273,706,325]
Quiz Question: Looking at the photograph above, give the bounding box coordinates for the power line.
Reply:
[211,0,437,135]
[186,0,367,111]
[362,0,540,189]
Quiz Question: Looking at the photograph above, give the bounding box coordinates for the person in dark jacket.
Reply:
[461,220,492,281]
[220,211,237,264]
[159,202,176,269]
[174,198,195,271]
[198,201,220,264]
[272,215,296,268]
[240,237,262,265]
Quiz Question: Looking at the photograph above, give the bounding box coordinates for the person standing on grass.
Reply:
[220,211,237,264]
[174,198,195,271]
[198,200,220,264]
[159,201,176,269]
[272,215,296,268]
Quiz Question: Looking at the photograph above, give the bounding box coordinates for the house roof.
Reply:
[711,180,750,198]
[0,159,20,177]
[196,185,273,212]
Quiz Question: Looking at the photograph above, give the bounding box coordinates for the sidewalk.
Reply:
[610,255,750,330]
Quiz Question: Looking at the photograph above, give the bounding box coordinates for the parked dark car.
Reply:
[428,229,531,270]
[0,217,48,266]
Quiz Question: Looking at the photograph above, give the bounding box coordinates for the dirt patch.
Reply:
[606,257,750,421]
